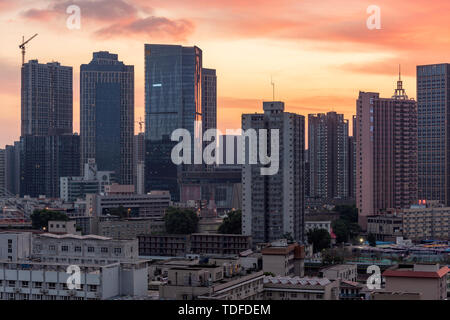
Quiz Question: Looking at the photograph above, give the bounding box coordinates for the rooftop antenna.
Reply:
[270,76,275,101]
[19,33,38,65]
[393,64,408,100]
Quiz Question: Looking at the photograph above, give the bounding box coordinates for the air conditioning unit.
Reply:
[14,288,21,293]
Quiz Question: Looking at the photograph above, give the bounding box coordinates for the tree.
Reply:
[331,205,362,244]
[31,209,68,230]
[108,206,129,219]
[281,232,294,242]
[307,228,331,253]
[218,210,242,234]
[322,248,345,265]
[368,233,377,247]
[164,207,199,234]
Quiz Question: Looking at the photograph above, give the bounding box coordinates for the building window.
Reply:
[74,246,81,252]
[101,247,108,253]
[114,248,122,254]
[61,246,69,252]
[88,247,95,253]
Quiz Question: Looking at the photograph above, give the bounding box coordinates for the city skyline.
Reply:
[3,0,450,147]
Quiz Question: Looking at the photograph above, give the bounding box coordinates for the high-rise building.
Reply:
[20,134,80,198]
[202,68,217,133]
[308,112,349,200]
[145,44,202,141]
[356,75,418,229]
[21,60,72,136]
[144,44,203,200]
[348,115,357,200]
[417,64,450,204]
[80,51,134,185]
[242,101,305,244]
[5,142,21,196]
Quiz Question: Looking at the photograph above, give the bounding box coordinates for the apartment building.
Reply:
[138,233,252,257]
[190,234,252,255]
[138,234,189,257]
[263,276,339,300]
[367,202,450,241]
[402,203,450,240]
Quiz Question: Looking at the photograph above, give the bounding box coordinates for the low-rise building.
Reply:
[0,259,148,300]
[138,233,252,257]
[32,233,138,265]
[89,190,171,218]
[98,218,165,240]
[320,264,357,282]
[339,280,365,300]
[261,240,305,277]
[190,233,251,255]
[381,264,449,300]
[48,220,78,235]
[159,263,264,300]
[138,234,189,257]
[0,232,32,261]
[263,276,339,300]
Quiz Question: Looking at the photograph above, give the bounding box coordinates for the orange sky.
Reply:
[1,0,450,147]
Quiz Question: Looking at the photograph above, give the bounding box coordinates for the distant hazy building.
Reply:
[80,51,134,185]
[60,159,115,202]
[356,75,418,229]
[308,112,349,200]
[202,68,217,133]
[0,149,5,197]
[21,60,73,136]
[242,102,305,243]
[134,133,145,193]
[417,64,450,205]
[4,142,21,196]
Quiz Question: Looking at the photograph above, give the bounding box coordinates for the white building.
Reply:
[32,233,138,265]
[0,260,148,300]
[0,232,32,261]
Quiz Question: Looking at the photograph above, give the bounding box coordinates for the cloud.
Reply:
[94,16,194,41]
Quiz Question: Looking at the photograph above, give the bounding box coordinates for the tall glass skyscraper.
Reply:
[80,52,134,185]
[144,44,203,200]
[417,64,450,205]
[145,44,202,141]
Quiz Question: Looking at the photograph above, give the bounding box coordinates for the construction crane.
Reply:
[19,33,38,65]
[136,117,144,133]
